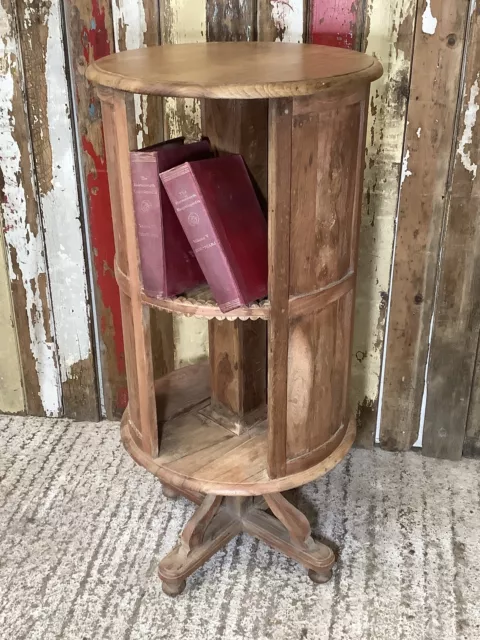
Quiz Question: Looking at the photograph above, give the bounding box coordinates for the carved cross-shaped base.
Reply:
[158,492,335,596]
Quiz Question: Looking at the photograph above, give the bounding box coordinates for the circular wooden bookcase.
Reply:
[87,42,382,596]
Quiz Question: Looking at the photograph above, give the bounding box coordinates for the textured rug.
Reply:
[1,415,479,640]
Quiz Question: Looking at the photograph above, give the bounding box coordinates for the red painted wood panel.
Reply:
[309,0,361,49]
[66,0,127,417]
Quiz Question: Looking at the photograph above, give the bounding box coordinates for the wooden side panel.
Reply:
[309,0,362,49]
[65,0,127,417]
[160,0,207,368]
[0,231,24,413]
[267,98,293,478]
[423,3,480,459]
[258,0,304,43]
[380,0,470,451]
[286,99,362,464]
[0,0,62,417]
[17,0,98,420]
[111,0,174,381]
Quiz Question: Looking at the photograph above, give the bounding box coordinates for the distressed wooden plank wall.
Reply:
[380,0,471,451]
[64,0,127,418]
[2,0,480,462]
[16,0,98,420]
[424,0,480,459]
[0,0,62,417]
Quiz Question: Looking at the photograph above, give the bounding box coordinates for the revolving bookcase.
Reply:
[86,42,382,596]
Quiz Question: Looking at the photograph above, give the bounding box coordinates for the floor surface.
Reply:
[1,416,479,640]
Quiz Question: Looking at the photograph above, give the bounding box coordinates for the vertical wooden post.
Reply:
[267,97,293,478]
[202,98,269,430]
[98,87,157,457]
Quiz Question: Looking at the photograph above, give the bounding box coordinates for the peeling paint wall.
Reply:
[0,0,61,417]
[352,0,417,445]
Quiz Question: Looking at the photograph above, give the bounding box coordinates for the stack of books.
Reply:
[130,138,268,312]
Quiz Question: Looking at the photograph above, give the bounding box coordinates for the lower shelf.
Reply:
[121,364,356,496]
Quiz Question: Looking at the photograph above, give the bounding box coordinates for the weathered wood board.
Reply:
[423,1,480,459]
[352,0,417,447]
[64,0,127,417]
[16,0,98,420]
[0,0,62,417]
[380,0,470,450]
[0,231,24,414]
[258,0,304,42]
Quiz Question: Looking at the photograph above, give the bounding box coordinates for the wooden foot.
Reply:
[162,484,179,499]
[158,491,335,594]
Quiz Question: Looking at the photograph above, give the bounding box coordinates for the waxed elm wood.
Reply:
[86,42,382,99]
[88,45,381,594]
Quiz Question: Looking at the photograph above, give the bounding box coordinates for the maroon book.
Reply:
[130,138,212,298]
[160,155,268,312]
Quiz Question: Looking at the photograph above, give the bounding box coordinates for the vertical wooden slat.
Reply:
[64,0,127,417]
[160,0,208,368]
[0,233,24,413]
[16,0,98,420]
[0,0,61,417]
[111,0,174,381]
[99,88,157,456]
[353,0,417,446]
[423,2,480,459]
[268,97,292,478]
[380,0,471,451]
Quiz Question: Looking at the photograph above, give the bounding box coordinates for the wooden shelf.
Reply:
[121,363,355,496]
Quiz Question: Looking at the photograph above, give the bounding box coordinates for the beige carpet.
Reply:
[1,415,479,640]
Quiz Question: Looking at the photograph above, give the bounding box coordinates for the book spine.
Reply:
[161,165,243,312]
[130,153,166,297]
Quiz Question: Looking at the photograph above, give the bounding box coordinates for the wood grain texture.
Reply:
[267,97,292,478]
[0,0,61,417]
[16,0,98,420]
[0,230,24,413]
[423,3,480,460]
[111,0,174,382]
[85,43,383,97]
[65,0,127,418]
[99,89,157,456]
[381,0,470,451]
[353,0,417,447]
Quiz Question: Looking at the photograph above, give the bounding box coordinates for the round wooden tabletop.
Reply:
[86,42,383,99]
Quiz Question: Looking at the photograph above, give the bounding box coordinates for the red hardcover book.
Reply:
[130,138,212,298]
[160,155,268,312]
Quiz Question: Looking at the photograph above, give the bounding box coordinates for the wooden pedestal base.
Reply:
[158,491,335,596]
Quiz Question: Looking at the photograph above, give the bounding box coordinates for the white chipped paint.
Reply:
[422,0,437,35]
[270,0,304,43]
[112,0,147,148]
[353,0,417,430]
[416,127,422,138]
[401,149,413,184]
[173,316,210,368]
[0,4,61,415]
[457,76,479,179]
[40,1,93,383]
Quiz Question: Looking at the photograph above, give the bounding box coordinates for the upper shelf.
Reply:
[85,42,383,99]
